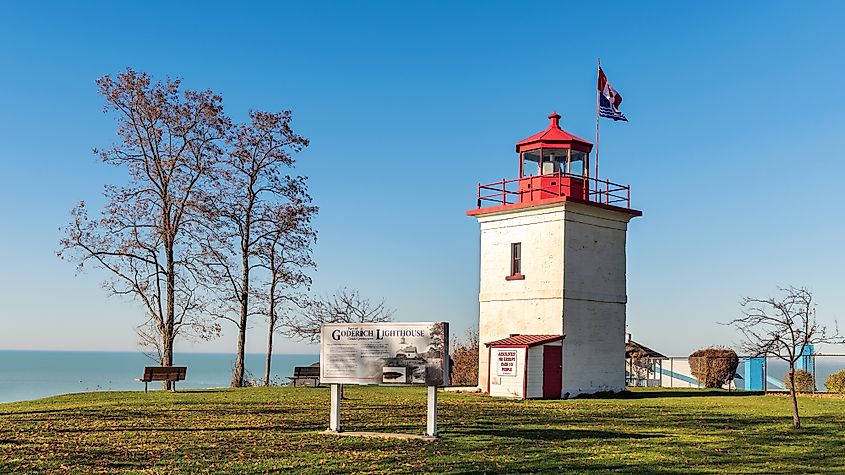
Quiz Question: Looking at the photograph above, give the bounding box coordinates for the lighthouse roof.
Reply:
[515,112,593,153]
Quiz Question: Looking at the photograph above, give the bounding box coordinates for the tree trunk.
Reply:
[264,248,278,387]
[232,239,250,388]
[161,334,174,391]
[264,325,274,386]
[788,366,801,429]
[232,203,254,388]
[232,307,247,387]
[163,243,176,391]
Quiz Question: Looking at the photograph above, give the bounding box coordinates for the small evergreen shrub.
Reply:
[825,370,845,393]
[688,348,739,388]
[784,369,815,393]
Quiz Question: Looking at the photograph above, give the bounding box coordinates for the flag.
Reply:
[597,67,628,122]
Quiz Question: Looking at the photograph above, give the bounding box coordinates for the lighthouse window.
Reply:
[510,242,521,275]
[569,151,587,176]
[521,150,541,177]
[542,149,568,175]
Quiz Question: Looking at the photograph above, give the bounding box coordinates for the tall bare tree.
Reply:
[282,288,394,343]
[730,286,844,428]
[200,111,312,387]
[257,204,317,386]
[59,70,229,386]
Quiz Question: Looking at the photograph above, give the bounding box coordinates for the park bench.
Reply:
[138,366,187,392]
[287,364,320,387]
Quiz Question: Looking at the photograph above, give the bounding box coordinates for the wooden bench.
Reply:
[288,365,320,387]
[138,366,187,392]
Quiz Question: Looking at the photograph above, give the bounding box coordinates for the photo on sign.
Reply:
[382,366,406,383]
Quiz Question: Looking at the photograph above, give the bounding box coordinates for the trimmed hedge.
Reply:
[688,348,739,388]
[825,370,845,393]
[784,369,815,393]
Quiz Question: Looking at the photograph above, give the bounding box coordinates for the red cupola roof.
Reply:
[515,112,593,154]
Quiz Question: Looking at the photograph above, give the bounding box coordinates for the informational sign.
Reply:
[320,322,449,386]
[495,349,518,376]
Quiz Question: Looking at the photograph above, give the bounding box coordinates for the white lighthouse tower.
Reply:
[468,113,641,398]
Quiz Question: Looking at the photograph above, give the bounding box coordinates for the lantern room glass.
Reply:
[541,149,568,175]
[569,150,588,176]
[520,150,541,177]
[521,148,589,177]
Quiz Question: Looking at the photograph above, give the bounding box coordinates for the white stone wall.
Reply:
[476,206,566,391]
[473,201,635,397]
[561,203,631,395]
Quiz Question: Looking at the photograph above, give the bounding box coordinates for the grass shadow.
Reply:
[461,427,665,441]
[51,423,324,433]
[577,390,764,399]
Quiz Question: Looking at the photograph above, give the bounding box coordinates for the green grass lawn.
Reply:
[1,387,844,474]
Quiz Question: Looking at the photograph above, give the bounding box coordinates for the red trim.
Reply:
[516,142,593,154]
[486,346,491,395]
[522,348,529,399]
[515,113,593,154]
[468,195,642,217]
[486,334,565,347]
[505,273,525,281]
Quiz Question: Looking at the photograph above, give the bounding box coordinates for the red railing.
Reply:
[475,172,631,209]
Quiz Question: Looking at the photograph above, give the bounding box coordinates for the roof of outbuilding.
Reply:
[625,340,667,358]
[485,334,564,347]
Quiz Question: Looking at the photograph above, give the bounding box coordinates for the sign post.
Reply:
[426,385,437,437]
[320,322,449,439]
[329,383,342,432]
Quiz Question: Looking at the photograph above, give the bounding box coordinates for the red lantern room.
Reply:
[516,112,592,204]
[468,112,638,215]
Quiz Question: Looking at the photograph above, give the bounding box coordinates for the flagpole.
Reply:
[595,57,601,185]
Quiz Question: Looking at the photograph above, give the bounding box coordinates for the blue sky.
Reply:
[1,2,844,356]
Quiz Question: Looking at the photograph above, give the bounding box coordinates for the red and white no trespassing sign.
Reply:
[495,349,518,376]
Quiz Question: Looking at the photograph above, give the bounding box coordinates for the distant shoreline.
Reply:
[0,351,319,404]
[0,349,318,356]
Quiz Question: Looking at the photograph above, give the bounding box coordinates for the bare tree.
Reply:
[730,286,844,428]
[282,288,395,343]
[257,204,317,386]
[450,326,479,386]
[200,110,312,387]
[58,69,228,387]
[628,349,652,386]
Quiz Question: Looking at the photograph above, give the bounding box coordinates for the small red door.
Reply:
[543,345,562,399]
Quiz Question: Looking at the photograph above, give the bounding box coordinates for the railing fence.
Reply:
[626,354,845,393]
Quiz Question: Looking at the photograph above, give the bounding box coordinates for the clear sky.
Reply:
[1,2,844,356]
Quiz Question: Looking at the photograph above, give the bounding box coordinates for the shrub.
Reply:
[450,328,479,386]
[688,348,739,388]
[826,370,845,393]
[784,369,815,393]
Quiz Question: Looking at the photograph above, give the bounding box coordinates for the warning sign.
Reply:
[495,349,518,376]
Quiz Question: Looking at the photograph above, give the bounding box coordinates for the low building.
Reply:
[625,338,666,387]
[486,334,564,399]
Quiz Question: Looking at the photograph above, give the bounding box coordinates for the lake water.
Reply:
[0,350,318,403]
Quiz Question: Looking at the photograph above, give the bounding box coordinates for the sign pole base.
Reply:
[329,384,342,432]
[426,386,438,437]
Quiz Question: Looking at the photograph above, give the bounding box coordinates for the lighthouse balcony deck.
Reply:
[469,172,640,216]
